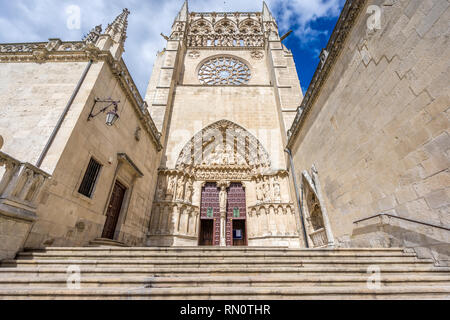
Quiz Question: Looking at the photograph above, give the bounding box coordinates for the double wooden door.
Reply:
[102,181,126,240]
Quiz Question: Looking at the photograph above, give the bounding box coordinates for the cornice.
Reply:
[0,40,163,152]
[286,0,368,149]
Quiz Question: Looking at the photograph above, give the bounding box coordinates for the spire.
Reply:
[175,1,188,22]
[262,1,275,21]
[105,8,130,46]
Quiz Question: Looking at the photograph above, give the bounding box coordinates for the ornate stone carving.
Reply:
[250,51,264,60]
[176,176,185,201]
[176,120,272,179]
[184,179,193,203]
[83,25,103,45]
[273,176,281,202]
[188,51,200,59]
[166,175,176,200]
[187,12,265,48]
[198,56,251,86]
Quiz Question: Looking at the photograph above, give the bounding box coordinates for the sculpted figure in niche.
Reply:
[185,179,193,203]
[166,175,176,200]
[263,177,271,202]
[176,176,185,201]
[256,179,264,203]
[224,144,235,164]
[273,176,281,202]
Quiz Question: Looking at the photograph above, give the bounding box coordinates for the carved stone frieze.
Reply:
[187,12,265,48]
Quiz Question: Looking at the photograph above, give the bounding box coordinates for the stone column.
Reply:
[219,185,227,247]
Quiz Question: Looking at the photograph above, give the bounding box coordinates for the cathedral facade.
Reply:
[0,0,448,264]
[145,2,304,247]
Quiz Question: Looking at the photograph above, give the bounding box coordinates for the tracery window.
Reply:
[198,57,251,85]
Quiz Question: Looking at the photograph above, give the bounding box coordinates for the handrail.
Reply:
[354,213,450,231]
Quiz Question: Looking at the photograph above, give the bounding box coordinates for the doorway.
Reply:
[102,180,126,240]
[232,220,246,246]
[226,182,247,246]
[199,182,220,246]
[199,219,214,246]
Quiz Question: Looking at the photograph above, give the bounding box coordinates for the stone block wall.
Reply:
[0,59,162,249]
[0,61,89,172]
[290,0,449,259]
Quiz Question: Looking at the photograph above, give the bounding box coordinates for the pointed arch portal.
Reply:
[176,119,272,180]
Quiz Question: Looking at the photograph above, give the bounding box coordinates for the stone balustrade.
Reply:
[0,151,50,211]
[0,151,51,261]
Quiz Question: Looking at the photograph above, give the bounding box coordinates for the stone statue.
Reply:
[219,187,227,212]
[166,175,175,200]
[263,178,271,202]
[256,179,264,202]
[273,177,281,202]
[176,177,185,200]
[185,179,193,203]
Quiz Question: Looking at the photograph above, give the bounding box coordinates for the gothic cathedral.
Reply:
[144,2,304,247]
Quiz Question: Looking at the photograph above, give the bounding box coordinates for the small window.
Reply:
[233,208,240,218]
[78,158,102,198]
[207,207,214,218]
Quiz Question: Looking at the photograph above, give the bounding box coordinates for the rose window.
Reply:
[198,57,251,85]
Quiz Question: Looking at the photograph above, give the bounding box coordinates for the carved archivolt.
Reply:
[175,120,272,179]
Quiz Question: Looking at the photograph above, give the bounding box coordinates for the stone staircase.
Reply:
[0,247,449,299]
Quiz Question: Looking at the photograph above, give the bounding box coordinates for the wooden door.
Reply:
[102,181,126,240]
[199,220,214,246]
[199,183,220,246]
[226,183,247,246]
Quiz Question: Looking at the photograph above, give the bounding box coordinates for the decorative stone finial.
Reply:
[105,8,130,46]
[83,25,102,45]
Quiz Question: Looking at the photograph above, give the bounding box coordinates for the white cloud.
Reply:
[0,0,343,95]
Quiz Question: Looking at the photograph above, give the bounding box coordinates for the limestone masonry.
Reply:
[0,0,449,300]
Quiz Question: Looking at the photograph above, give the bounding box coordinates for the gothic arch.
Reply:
[214,18,238,34]
[189,19,213,35]
[238,18,262,34]
[176,120,271,176]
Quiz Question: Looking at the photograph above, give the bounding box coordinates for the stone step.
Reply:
[0,266,447,277]
[15,251,419,260]
[23,247,407,254]
[0,286,449,300]
[1,258,433,268]
[1,275,449,288]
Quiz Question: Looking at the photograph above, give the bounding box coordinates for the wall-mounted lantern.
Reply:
[88,98,121,126]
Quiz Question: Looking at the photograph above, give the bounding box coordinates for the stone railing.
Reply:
[309,228,328,248]
[0,151,51,214]
[0,151,51,261]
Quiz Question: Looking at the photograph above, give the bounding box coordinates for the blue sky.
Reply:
[0,0,345,95]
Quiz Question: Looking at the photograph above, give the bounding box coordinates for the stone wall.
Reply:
[2,60,163,249]
[0,61,89,172]
[289,0,449,260]
[0,215,33,260]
